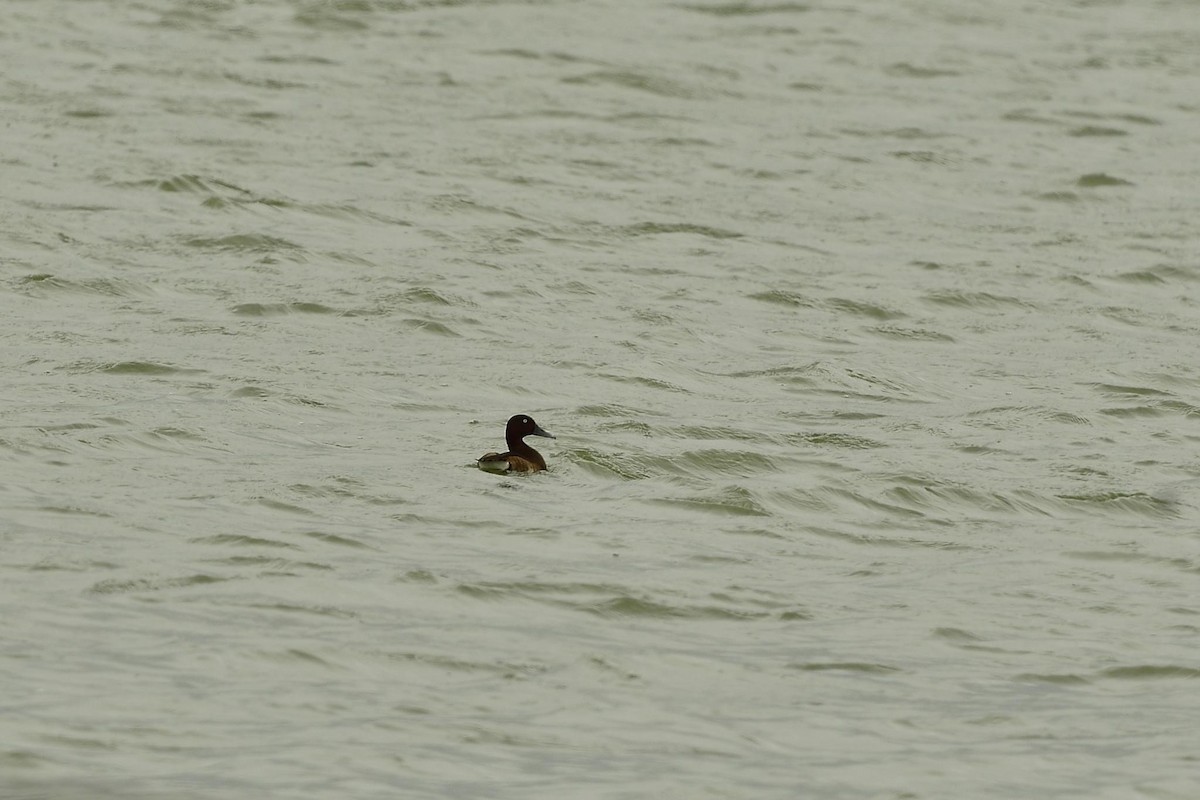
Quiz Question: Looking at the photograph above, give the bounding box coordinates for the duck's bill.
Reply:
[531,425,555,439]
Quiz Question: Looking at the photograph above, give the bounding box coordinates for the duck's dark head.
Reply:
[507,414,554,443]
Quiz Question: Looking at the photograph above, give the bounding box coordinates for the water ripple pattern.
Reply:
[2,1,1198,798]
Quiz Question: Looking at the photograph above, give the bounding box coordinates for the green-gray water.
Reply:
[4,1,1198,798]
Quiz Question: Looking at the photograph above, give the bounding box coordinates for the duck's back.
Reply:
[477,451,545,473]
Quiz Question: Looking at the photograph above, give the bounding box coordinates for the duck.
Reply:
[477,414,555,473]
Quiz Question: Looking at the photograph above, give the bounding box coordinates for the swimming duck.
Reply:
[478,414,555,473]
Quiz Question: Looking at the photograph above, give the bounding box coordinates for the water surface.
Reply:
[3,1,1199,798]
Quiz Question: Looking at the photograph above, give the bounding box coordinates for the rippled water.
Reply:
[4,1,1199,798]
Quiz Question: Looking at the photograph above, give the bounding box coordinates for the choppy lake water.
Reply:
[3,1,1199,798]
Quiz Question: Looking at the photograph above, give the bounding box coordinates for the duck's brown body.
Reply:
[478,415,555,473]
